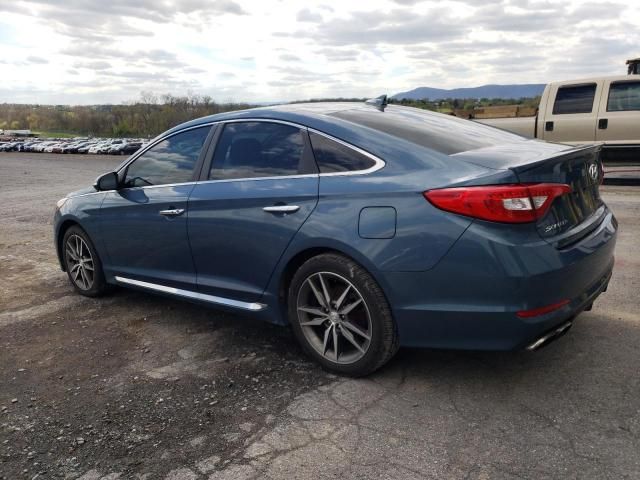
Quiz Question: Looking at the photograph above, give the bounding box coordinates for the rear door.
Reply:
[596,79,640,144]
[188,121,319,303]
[99,125,213,290]
[541,81,603,144]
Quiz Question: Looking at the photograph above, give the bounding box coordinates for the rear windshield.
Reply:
[330,107,523,155]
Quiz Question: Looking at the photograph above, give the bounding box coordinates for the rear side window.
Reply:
[309,131,376,173]
[552,84,597,114]
[607,81,640,111]
[123,126,210,187]
[209,122,304,180]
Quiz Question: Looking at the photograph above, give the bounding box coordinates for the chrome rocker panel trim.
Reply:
[114,276,266,311]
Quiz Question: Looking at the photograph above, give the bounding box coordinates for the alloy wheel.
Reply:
[296,272,372,364]
[65,234,94,290]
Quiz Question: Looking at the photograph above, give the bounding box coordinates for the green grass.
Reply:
[34,131,81,139]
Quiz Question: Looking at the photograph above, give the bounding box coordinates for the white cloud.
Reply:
[0,0,638,104]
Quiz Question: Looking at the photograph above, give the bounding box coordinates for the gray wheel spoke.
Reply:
[322,325,332,355]
[340,326,365,354]
[70,263,81,273]
[83,262,94,272]
[298,306,326,317]
[300,316,328,327]
[77,269,86,289]
[317,274,332,309]
[66,247,78,261]
[332,324,339,361]
[308,278,328,309]
[342,320,371,341]
[335,284,351,310]
[339,298,363,315]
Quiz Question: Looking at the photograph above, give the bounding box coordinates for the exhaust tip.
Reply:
[526,321,573,351]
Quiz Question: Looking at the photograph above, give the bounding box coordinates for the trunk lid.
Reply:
[451,142,605,246]
[513,144,604,246]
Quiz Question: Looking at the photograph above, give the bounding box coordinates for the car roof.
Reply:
[550,74,638,85]
[165,102,381,134]
[164,101,526,158]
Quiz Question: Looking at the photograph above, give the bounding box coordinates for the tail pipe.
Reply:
[526,321,573,351]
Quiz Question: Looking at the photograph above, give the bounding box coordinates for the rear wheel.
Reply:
[62,226,109,297]
[288,253,399,376]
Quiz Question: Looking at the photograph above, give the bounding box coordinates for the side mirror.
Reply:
[94,171,119,191]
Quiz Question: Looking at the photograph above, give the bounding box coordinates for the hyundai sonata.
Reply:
[54,100,617,376]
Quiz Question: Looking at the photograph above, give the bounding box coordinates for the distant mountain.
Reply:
[392,84,545,100]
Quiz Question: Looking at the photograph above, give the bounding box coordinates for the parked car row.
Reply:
[0,137,146,155]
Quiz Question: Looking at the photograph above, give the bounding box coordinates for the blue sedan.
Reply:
[53,101,617,376]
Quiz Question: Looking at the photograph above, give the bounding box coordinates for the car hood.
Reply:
[67,186,97,198]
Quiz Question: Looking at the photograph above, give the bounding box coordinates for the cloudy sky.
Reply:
[0,0,638,105]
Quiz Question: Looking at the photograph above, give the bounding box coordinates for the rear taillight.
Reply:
[424,183,571,223]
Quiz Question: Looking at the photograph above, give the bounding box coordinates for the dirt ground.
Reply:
[1,152,639,480]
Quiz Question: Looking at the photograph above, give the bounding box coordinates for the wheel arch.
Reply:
[275,244,392,324]
[55,219,81,271]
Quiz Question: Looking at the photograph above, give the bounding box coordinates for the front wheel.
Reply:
[62,226,109,297]
[288,253,399,376]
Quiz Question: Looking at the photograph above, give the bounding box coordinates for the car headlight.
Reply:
[56,197,68,209]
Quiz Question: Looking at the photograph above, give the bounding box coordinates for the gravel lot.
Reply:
[1,152,639,480]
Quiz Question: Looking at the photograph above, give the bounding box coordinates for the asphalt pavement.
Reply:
[1,152,638,479]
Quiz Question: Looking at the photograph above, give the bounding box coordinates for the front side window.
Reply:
[309,131,376,173]
[209,122,305,180]
[123,126,210,187]
[552,84,597,114]
[607,81,640,112]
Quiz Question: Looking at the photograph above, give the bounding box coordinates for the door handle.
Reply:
[545,121,554,132]
[263,205,300,214]
[159,208,185,217]
[598,118,608,129]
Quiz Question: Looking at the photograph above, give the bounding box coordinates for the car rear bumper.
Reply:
[383,208,617,350]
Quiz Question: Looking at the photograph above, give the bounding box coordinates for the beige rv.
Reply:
[477,74,640,161]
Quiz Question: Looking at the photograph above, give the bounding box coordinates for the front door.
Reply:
[100,125,212,290]
[188,121,319,302]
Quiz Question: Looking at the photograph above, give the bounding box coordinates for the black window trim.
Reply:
[552,82,598,115]
[197,118,386,184]
[116,123,216,190]
[606,80,640,113]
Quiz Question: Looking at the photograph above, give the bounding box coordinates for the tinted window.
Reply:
[607,81,640,112]
[309,131,376,173]
[552,84,596,114]
[124,127,209,187]
[209,122,304,180]
[331,107,522,155]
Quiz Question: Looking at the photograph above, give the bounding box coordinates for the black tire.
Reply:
[62,225,109,297]
[288,253,399,376]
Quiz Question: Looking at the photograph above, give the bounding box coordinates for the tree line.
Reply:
[0,93,254,138]
[0,93,541,138]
